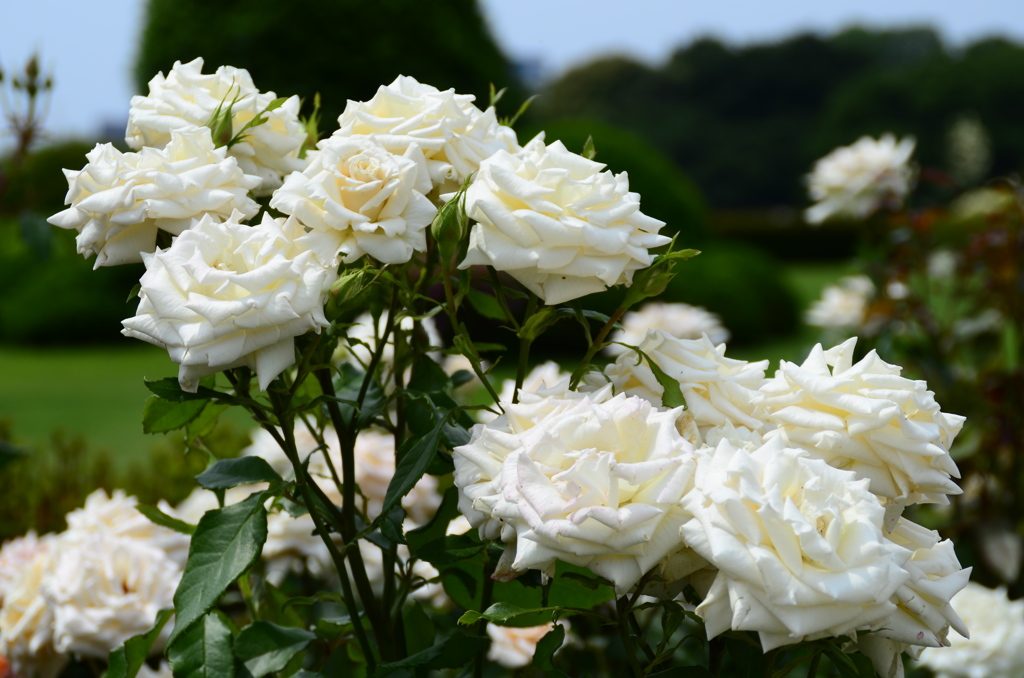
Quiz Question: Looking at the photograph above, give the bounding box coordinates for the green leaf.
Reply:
[403,603,435,657]
[168,610,236,678]
[530,623,565,671]
[581,134,596,160]
[379,419,443,519]
[416,534,486,567]
[186,402,229,439]
[407,486,461,554]
[196,457,284,490]
[458,602,560,626]
[647,667,714,678]
[623,346,686,409]
[142,396,208,434]
[126,282,141,303]
[136,504,196,536]
[145,378,241,405]
[107,608,174,678]
[466,287,507,321]
[233,621,316,678]
[168,492,269,646]
[374,629,489,677]
[518,305,561,341]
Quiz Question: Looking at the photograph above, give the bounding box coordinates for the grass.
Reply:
[0,341,249,461]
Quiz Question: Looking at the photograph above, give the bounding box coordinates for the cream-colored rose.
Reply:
[680,438,912,651]
[458,135,670,305]
[121,212,334,392]
[65,489,191,568]
[604,331,769,433]
[42,534,180,659]
[453,386,698,594]
[606,302,730,355]
[917,582,1024,678]
[0,532,52,608]
[48,126,261,267]
[334,75,520,189]
[0,548,64,678]
[757,338,963,506]
[805,134,916,224]
[486,621,567,668]
[127,57,307,194]
[805,275,875,330]
[271,135,437,265]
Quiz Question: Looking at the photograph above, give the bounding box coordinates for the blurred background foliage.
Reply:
[1,0,1022,556]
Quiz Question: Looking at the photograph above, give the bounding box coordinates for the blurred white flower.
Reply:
[127,57,307,194]
[805,275,875,330]
[459,134,670,305]
[336,311,443,379]
[928,250,958,279]
[805,134,915,224]
[48,126,261,267]
[0,548,65,678]
[43,534,180,659]
[121,212,334,392]
[0,532,51,608]
[758,338,964,506]
[271,135,437,265]
[486,621,566,668]
[918,582,1024,678]
[453,386,698,594]
[606,302,730,355]
[681,438,912,651]
[334,75,520,189]
[604,331,768,434]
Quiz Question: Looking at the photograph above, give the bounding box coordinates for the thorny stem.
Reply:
[569,304,628,388]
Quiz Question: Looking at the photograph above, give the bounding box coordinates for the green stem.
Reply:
[440,268,502,406]
[807,651,821,678]
[486,266,521,331]
[616,596,645,678]
[513,295,539,404]
[569,304,627,388]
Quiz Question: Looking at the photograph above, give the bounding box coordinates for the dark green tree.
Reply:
[134,0,526,133]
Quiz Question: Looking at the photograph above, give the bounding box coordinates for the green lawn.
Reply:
[0,341,249,460]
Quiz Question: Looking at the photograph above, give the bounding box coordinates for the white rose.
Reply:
[486,621,567,669]
[42,533,180,659]
[917,582,1024,678]
[757,338,964,506]
[458,134,670,305]
[680,438,912,651]
[334,75,520,188]
[64,489,191,568]
[453,387,698,594]
[270,135,437,265]
[0,531,52,608]
[121,212,334,392]
[475,361,572,424]
[127,57,307,194]
[604,331,769,433]
[606,302,730,356]
[805,134,916,224]
[805,275,876,330]
[48,126,261,267]
[0,547,65,678]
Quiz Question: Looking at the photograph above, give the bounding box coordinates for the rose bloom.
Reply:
[0,532,52,608]
[459,134,670,305]
[805,134,916,224]
[805,275,876,330]
[271,135,437,265]
[42,533,180,659]
[64,489,191,568]
[486,621,567,668]
[121,211,334,392]
[757,338,964,507]
[917,582,1024,678]
[0,548,65,678]
[680,438,914,651]
[606,302,730,356]
[603,331,768,435]
[48,126,261,267]
[126,57,307,194]
[334,75,520,189]
[453,386,698,594]
[475,361,571,424]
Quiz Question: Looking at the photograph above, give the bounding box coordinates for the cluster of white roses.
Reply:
[453,333,969,677]
[0,491,185,678]
[805,134,916,224]
[50,60,668,394]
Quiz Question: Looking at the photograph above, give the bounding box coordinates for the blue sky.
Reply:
[3,0,1024,146]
